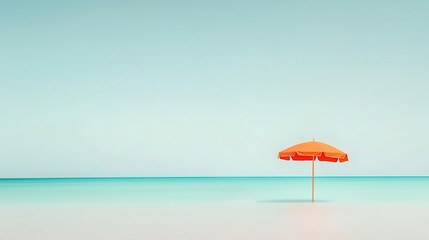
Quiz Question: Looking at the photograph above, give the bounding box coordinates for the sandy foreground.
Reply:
[1,201,428,240]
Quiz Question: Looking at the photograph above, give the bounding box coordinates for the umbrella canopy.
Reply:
[278,140,348,162]
[278,140,348,202]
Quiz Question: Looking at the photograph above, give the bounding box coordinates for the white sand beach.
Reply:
[1,202,428,240]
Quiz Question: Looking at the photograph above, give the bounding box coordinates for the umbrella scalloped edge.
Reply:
[278,152,348,163]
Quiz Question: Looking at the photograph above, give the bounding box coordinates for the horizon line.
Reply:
[1,175,428,181]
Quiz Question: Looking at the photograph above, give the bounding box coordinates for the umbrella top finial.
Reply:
[312,138,315,142]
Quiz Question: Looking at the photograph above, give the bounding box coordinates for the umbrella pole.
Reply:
[312,156,315,202]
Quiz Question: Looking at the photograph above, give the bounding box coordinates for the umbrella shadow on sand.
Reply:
[257,199,331,203]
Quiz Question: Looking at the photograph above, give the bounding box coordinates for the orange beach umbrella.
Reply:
[278,139,348,202]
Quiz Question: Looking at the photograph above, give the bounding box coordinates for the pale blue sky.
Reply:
[1,0,428,177]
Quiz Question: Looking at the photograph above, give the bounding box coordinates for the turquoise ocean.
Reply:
[2,177,429,240]
[1,177,428,204]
